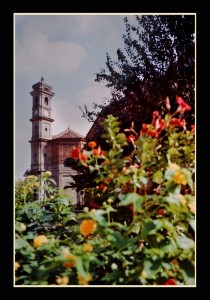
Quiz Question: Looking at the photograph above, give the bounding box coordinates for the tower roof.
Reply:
[52,128,85,140]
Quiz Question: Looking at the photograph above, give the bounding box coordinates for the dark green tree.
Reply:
[81,14,195,145]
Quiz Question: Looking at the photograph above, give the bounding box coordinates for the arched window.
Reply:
[44,97,48,105]
[34,97,39,107]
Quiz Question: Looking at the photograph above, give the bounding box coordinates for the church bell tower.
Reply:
[29,78,55,175]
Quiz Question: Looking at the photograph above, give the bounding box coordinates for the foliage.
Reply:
[81,15,195,143]
[15,97,195,285]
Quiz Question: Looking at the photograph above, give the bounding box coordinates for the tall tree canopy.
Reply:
[81,14,195,144]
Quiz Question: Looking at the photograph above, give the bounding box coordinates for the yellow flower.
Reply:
[78,273,92,285]
[82,243,94,252]
[15,262,20,271]
[141,270,147,279]
[33,235,48,248]
[27,175,36,180]
[168,163,180,171]
[45,171,52,176]
[34,182,40,188]
[80,219,97,237]
[178,194,187,206]
[56,276,69,285]
[173,170,187,185]
[188,201,195,214]
[88,141,97,148]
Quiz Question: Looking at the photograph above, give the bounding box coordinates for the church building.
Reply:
[26,78,85,205]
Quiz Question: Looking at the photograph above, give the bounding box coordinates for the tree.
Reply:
[74,14,195,195]
[81,14,195,143]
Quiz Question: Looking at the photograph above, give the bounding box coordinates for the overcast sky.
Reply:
[15,13,138,180]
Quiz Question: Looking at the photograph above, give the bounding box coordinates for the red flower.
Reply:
[157,209,165,216]
[176,96,191,111]
[163,278,177,285]
[71,146,81,159]
[159,119,166,130]
[99,183,107,191]
[147,129,158,138]
[142,123,148,131]
[92,202,99,209]
[170,118,187,127]
[152,111,159,117]
[127,134,136,143]
[191,125,195,132]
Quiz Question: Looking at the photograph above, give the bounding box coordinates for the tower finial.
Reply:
[41,77,44,82]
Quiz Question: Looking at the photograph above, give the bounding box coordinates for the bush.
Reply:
[15,96,195,285]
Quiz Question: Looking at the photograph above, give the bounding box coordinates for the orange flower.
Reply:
[92,146,104,156]
[88,141,97,148]
[173,170,187,185]
[33,235,48,248]
[61,249,76,268]
[78,273,92,285]
[80,219,97,237]
[79,151,89,162]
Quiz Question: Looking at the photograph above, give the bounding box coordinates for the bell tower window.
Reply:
[45,97,49,105]
[34,97,39,107]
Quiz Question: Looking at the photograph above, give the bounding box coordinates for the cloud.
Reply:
[52,97,92,136]
[77,80,112,105]
[15,28,86,76]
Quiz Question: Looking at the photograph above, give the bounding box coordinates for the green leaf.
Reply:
[15,235,30,250]
[76,256,87,278]
[189,219,195,231]
[120,193,143,210]
[177,235,195,250]
[180,259,195,285]
[152,170,163,184]
[143,259,162,279]
[143,220,162,237]
[60,198,70,206]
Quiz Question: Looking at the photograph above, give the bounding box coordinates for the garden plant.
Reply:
[15,96,195,285]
